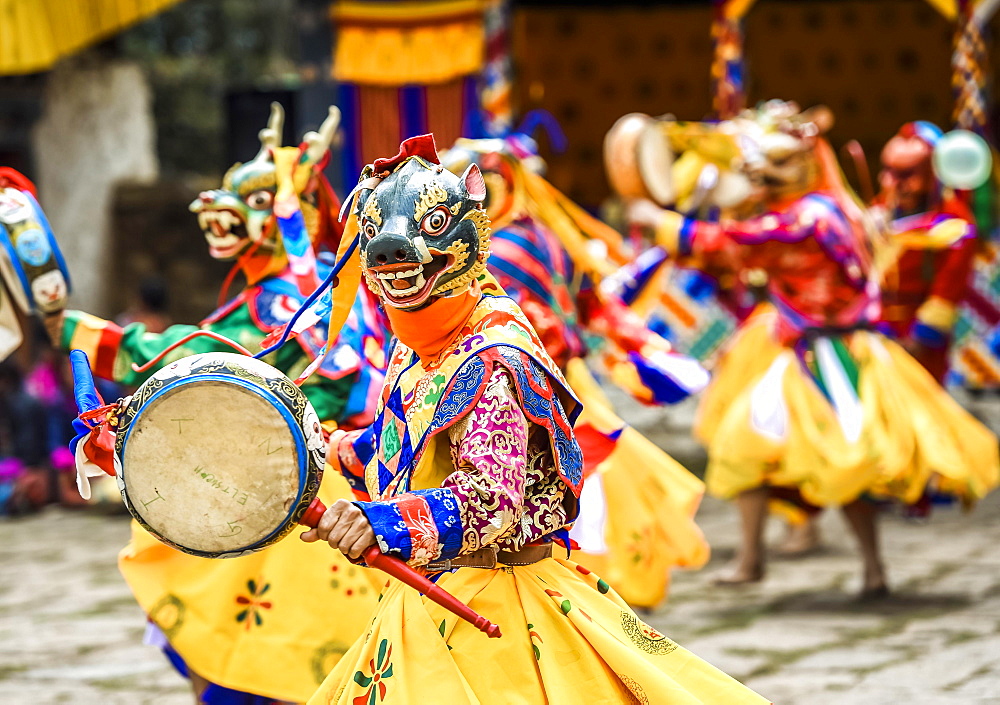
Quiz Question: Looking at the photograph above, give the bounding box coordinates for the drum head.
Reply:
[713,170,754,209]
[605,113,653,200]
[637,123,675,206]
[122,377,307,556]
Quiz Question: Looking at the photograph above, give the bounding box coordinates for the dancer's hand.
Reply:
[300,498,376,559]
[626,198,668,229]
[626,199,684,250]
[325,428,348,473]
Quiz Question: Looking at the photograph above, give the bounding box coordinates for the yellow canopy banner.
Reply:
[0,0,186,75]
[721,0,758,22]
[719,0,996,23]
[894,0,999,22]
[331,0,487,86]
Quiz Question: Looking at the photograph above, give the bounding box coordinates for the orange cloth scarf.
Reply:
[383,284,482,363]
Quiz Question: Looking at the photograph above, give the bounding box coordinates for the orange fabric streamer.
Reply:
[240,241,289,287]
[811,138,877,276]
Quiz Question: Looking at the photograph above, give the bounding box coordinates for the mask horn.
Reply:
[256,102,285,159]
[304,106,342,164]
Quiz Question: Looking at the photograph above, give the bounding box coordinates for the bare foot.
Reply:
[857,583,891,602]
[188,670,210,704]
[775,519,822,557]
[858,564,889,602]
[712,562,765,586]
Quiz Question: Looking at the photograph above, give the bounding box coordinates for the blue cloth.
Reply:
[355,487,463,563]
[161,643,278,705]
[911,321,948,349]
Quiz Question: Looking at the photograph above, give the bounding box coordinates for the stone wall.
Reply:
[109,180,230,324]
[32,56,159,316]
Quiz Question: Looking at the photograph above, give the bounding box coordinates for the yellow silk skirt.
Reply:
[566,360,709,609]
[119,469,381,703]
[702,329,999,507]
[694,303,782,446]
[306,558,770,704]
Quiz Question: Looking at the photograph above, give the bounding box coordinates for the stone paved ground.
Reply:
[0,391,998,704]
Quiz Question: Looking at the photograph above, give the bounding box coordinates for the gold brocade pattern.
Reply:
[362,196,383,227]
[413,182,449,222]
[620,612,679,655]
[444,369,569,555]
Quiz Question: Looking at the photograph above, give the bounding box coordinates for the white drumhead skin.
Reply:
[637,123,675,206]
[605,113,653,200]
[123,380,302,554]
[713,170,755,209]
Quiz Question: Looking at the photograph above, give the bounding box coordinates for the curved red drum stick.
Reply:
[299,498,502,638]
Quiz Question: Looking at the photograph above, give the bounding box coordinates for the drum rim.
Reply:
[0,190,71,312]
[0,224,34,310]
[120,373,313,557]
[24,191,72,291]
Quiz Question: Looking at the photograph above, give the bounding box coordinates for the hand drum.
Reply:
[111,351,501,636]
[0,186,71,315]
[604,112,675,206]
[114,352,324,557]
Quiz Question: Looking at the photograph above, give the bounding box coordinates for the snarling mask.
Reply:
[190,103,341,262]
[351,135,490,310]
[738,100,834,198]
[878,122,940,214]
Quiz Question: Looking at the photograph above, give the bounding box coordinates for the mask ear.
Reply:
[461,164,487,202]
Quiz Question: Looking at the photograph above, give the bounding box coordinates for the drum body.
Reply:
[114,353,326,558]
[0,187,71,314]
[604,113,675,206]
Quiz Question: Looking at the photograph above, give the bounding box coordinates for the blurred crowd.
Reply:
[0,277,170,516]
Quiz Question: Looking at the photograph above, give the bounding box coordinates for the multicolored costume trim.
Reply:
[355,294,582,564]
[365,295,580,497]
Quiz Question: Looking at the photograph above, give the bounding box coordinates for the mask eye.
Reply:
[421,206,451,235]
[362,220,378,238]
[246,190,274,210]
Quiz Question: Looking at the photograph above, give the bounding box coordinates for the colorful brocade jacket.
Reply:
[876,200,976,381]
[662,191,879,343]
[60,263,388,427]
[330,294,583,567]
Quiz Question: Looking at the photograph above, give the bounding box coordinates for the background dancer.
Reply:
[627,101,999,597]
[873,121,979,383]
[42,105,388,704]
